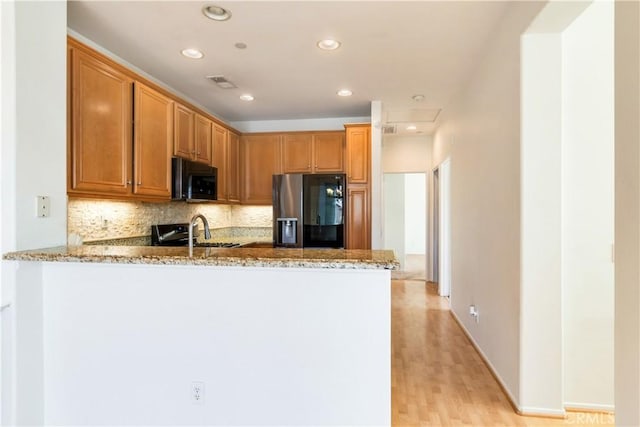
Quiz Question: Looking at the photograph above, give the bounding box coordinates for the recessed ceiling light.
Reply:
[181,48,204,59]
[239,94,254,101]
[234,42,247,49]
[317,39,341,51]
[337,89,352,97]
[202,5,232,21]
[406,125,417,131]
[412,94,425,102]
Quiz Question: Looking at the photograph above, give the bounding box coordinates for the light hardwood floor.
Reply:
[391,280,614,427]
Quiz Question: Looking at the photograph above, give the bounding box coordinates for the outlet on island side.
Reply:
[191,381,205,405]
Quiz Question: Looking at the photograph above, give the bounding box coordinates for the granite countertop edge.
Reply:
[3,246,399,270]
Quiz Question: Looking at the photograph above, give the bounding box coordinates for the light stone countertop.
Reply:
[3,245,399,270]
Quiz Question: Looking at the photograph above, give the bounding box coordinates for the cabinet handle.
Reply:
[137,181,142,185]
[126,180,132,185]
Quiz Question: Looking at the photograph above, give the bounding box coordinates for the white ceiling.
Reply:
[67,1,512,135]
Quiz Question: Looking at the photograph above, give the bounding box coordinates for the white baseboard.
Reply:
[519,406,567,418]
[565,402,615,413]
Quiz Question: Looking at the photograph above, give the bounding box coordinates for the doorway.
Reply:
[383,173,427,280]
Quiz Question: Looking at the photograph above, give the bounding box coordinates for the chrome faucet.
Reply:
[189,213,211,256]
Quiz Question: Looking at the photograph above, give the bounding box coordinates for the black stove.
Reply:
[150,223,241,248]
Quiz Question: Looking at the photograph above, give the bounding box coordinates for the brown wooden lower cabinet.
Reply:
[346,184,371,249]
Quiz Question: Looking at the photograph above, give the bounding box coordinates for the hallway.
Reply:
[391,280,614,426]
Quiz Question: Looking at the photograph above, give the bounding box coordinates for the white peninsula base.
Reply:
[8,261,391,425]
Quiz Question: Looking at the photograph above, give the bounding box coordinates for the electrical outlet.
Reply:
[100,216,108,230]
[191,381,205,404]
[36,196,50,218]
[469,305,480,323]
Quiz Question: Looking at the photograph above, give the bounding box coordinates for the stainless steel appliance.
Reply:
[151,223,241,247]
[273,174,346,248]
[171,157,218,202]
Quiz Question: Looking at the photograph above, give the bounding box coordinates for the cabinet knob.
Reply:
[126,180,132,185]
[137,181,142,186]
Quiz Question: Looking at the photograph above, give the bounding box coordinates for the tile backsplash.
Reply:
[68,199,272,243]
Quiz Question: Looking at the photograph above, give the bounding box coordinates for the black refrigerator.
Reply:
[273,173,346,248]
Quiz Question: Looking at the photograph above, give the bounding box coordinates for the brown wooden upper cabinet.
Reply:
[69,44,134,197]
[68,37,239,202]
[133,82,174,198]
[241,134,281,204]
[173,103,196,160]
[194,114,213,165]
[345,124,371,184]
[68,39,175,201]
[227,131,241,203]
[212,124,228,201]
[281,132,344,174]
[314,132,345,172]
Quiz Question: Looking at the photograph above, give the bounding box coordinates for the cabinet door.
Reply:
[313,132,344,173]
[241,134,281,204]
[282,133,313,173]
[227,131,240,203]
[70,48,133,196]
[346,184,370,249]
[212,124,228,201]
[345,125,370,184]
[173,103,195,159]
[133,83,173,199]
[194,114,213,164]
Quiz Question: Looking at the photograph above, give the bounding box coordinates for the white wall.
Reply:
[561,1,614,410]
[382,134,432,173]
[13,1,67,250]
[431,1,546,408]
[404,173,426,254]
[231,116,370,133]
[520,33,564,414]
[383,174,406,267]
[614,1,640,425]
[1,1,67,424]
[371,101,383,250]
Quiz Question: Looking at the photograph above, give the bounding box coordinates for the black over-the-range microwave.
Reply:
[171,157,218,202]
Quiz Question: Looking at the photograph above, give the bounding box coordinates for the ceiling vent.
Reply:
[206,75,237,89]
[382,125,397,135]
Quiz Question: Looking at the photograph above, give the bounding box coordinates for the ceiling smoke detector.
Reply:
[206,75,237,89]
